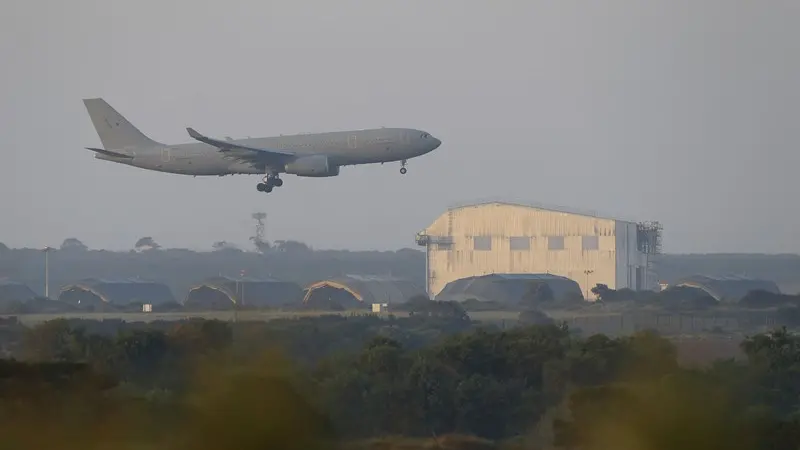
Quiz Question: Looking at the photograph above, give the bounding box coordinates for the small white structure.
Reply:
[142,303,153,313]
[372,303,389,313]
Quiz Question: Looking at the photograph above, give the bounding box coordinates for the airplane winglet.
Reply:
[186,127,202,139]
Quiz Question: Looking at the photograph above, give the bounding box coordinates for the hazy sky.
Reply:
[2,1,798,253]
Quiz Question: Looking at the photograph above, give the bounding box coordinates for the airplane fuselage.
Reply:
[83,98,441,193]
[95,127,438,177]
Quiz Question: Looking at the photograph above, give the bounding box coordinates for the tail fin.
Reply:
[82,98,161,150]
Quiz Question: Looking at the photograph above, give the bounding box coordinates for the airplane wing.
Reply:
[186,127,296,166]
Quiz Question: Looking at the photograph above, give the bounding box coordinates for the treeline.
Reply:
[2,314,800,448]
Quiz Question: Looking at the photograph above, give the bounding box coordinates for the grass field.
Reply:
[3,308,701,327]
[7,309,591,326]
[4,309,516,325]
[7,309,354,326]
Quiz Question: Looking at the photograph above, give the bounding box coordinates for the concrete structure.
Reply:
[0,281,37,305]
[671,275,781,303]
[184,276,303,309]
[58,278,176,308]
[416,201,662,299]
[435,273,583,306]
[303,274,425,309]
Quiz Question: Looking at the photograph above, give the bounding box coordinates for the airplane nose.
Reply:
[431,137,441,149]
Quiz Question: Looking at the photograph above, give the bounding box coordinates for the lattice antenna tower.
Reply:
[636,221,663,290]
[251,212,267,247]
[636,221,663,255]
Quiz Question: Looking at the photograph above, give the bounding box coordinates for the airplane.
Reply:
[82,98,442,193]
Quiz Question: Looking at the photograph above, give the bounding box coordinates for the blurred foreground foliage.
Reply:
[2,314,800,448]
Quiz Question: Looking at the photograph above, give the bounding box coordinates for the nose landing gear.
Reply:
[400,159,407,174]
[257,173,283,193]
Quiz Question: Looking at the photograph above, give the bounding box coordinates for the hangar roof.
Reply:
[58,278,176,305]
[446,199,638,224]
[303,274,425,305]
[672,275,781,302]
[0,281,37,303]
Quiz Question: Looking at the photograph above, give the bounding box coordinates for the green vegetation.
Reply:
[0,312,798,449]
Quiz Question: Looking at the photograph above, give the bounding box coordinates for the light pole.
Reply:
[42,246,53,299]
[583,269,595,300]
[239,269,246,307]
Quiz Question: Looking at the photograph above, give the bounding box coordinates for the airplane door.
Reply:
[161,148,171,162]
[348,135,357,149]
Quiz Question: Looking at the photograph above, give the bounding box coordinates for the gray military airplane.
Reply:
[82,98,441,193]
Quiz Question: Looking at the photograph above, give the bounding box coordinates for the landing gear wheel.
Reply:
[257,183,267,192]
[400,167,407,174]
[262,173,283,189]
[265,185,273,193]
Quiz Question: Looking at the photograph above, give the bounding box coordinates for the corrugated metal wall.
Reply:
[421,203,642,298]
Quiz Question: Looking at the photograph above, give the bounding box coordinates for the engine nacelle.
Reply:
[284,155,340,177]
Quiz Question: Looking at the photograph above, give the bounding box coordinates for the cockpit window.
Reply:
[421,133,429,139]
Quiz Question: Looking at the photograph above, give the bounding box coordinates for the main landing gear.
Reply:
[400,159,408,175]
[256,173,283,193]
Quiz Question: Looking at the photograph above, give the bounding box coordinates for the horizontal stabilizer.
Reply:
[86,147,133,159]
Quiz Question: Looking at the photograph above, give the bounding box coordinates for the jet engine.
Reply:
[284,155,340,177]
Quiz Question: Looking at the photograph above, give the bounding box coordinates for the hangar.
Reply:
[0,281,37,306]
[435,273,583,306]
[58,278,176,308]
[303,274,425,309]
[416,201,662,299]
[671,275,781,303]
[184,276,303,309]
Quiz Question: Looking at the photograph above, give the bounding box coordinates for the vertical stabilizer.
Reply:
[83,98,161,150]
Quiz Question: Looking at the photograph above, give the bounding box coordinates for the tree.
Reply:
[591,284,623,302]
[21,319,89,362]
[113,329,171,387]
[520,281,555,306]
[554,376,763,450]
[134,237,160,251]
[212,241,241,252]
[273,240,311,253]
[250,237,271,253]
[182,354,336,450]
[60,238,88,252]
[404,296,469,321]
[518,309,554,326]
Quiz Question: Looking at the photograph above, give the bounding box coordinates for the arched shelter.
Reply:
[58,278,175,308]
[671,275,780,303]
[184,276,303,310]
[303,274,425,309]
[0,281,37,306]
[435,273,583,306]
